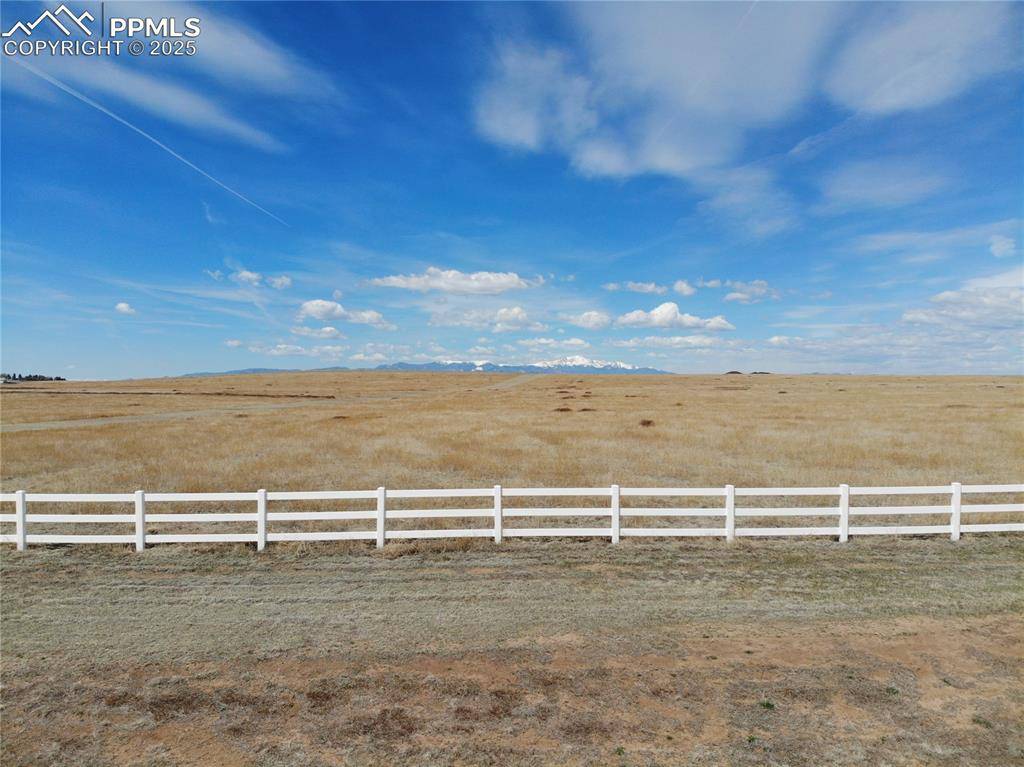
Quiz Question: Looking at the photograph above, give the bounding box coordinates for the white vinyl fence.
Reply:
[0,483,1021,552]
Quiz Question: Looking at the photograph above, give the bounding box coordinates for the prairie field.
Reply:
[2,371,1022,491]
[1,372,1022,766]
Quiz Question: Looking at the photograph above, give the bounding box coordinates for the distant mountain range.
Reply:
[183,355,671,377]
[378,356,670,374]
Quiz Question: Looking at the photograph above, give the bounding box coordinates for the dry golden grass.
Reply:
[2,372,1021,493]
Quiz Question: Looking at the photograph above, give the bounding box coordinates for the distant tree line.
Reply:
[1,373,66,382]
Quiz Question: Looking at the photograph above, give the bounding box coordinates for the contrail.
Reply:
[9,57,288,226]
[737,0,761,28]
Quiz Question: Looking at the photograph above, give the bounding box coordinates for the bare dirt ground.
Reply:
[2,538,1022,766]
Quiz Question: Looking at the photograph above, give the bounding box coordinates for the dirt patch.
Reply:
[1,539,1022,766]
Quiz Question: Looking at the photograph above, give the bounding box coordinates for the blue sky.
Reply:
[1,1,1021,378]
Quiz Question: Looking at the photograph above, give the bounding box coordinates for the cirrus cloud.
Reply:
[824,2,1018,115]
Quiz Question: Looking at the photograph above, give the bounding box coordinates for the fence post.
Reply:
[376,486,386,549]
[725,485,736,542]
[839,484,850,543]
[134,490,146,552]
[950,482,962,541]
[493,485,503,543]
[257,489,268,551]
[15,490,26,551]
[610,484,621,544]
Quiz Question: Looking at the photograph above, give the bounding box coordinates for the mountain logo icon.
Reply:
[2,4,94,37]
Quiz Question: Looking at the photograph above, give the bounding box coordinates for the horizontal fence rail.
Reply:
[0,483,1021,551]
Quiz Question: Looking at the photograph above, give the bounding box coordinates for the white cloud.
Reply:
[764,322,1023,373]
[351,352,387,363]
[902,266,1023,329]
[249,343,348,360]
[990,235,1016,259]
[673,280,696,297]
[472,5,1015,240]
[824,3,1018,116]
[114,302,136,315]
[562,310,611,330]
[961,268,1024,291]
[266,275,292,290]
[818,158,949,210]
[474,45,597,152]
[230,269,262,287]
[722,280,781,304]
[251,343,304,356]
[698,279,721,288]
[296,299,396,330]
[297,299,354,321]
[493,306,543,333]
[344,343,425,364]
[362,343,412,356]
[224,339,242,347]
[369,266,540,294]
[203,269,223,281]
[475,4,840,183]
[290,326,344,339]
[311,345,347,361]
[611,335,720,349]
[855,220,1021,264]
[430,305,545,333]
[517,337,590,350]
[603,281,667,294]
[615,302,734,330]
[766,267,1024,373]
[338,309,393,330]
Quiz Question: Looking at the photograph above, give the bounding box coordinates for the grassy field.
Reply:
[1,372,1022,765]
[2,372,1021,491]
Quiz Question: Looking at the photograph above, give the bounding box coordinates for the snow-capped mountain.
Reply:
[529,355,642,371]
[376,357,670,374]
